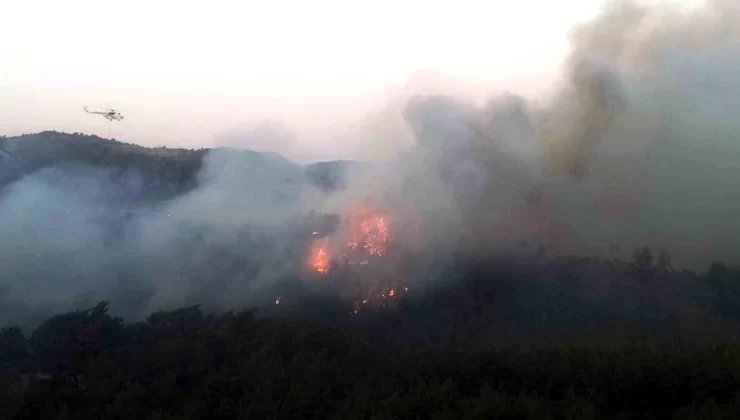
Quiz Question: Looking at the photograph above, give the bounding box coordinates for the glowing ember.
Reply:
[348,286,411,315]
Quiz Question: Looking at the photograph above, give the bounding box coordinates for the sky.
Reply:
[0,0,699,162]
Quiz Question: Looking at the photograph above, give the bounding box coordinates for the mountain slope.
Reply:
[0,131,363,203]
[0,131,207,202]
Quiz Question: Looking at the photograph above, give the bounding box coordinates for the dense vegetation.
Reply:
[3,257,740,419]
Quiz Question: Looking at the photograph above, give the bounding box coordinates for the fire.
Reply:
[312,247,330,274]
[349,213,390,256]
[309,239,330,275]
[305,202,411,315]
[307,205,391,275]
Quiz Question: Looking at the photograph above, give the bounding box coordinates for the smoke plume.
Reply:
[349,0,740,267]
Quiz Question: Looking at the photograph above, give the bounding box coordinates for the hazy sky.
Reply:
[0,0,699,161]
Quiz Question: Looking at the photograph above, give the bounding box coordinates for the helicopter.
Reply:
[84,106,124,122]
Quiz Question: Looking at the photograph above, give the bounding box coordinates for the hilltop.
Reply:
[0,131,360,202]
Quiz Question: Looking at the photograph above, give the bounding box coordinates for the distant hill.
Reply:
[0,132,207,202]
[0,131,363,203]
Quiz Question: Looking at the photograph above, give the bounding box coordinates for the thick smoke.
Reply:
[538,0,740,266]
[2,0,740,328]
[0,151,327,328]
[345,0,740,267]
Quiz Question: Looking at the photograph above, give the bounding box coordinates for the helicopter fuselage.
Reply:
[84,107,124,121]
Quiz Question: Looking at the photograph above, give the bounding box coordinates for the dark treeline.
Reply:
[4,255,740,419]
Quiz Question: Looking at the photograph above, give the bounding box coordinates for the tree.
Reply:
[656,250,672,270]
[537,244,546,258]
[632,247,653,269]
[0,327,28,372]
[147,305,204,333]
[30,302,125,374]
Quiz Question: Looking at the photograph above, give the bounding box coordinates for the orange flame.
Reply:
[347,213,390,257]
[307,204,391,276]
[309,239,331,275]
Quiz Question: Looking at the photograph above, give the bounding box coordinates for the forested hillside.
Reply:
[0,131,357,201]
